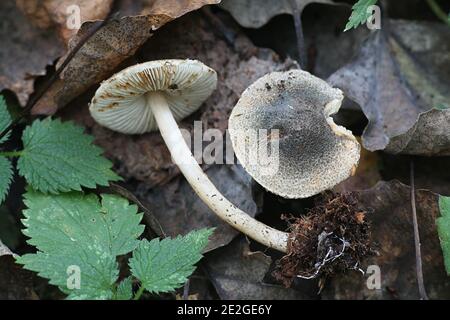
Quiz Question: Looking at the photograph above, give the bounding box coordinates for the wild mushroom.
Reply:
[89,59,289,252]
[228,69,360,199]
[89,61,360,254]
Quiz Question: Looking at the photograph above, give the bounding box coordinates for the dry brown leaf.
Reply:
[328,20,450,155]
[322,180,450,299]
[16,0,113,42]
[31,0,220,115]
[205,237,317,299]
[0,0,65,105]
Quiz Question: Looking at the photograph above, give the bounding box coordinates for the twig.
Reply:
[410,160,429,300]
[426,0,450,27]
[182,279,190,300]
[0,12,120,142]
[289,0,307,69]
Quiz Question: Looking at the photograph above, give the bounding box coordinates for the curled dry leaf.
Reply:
[328,20,450,155]
[0,0,65,105]
[136,165,257,252]
[205,237,315,299]
[15,0,113,42]
[322,180,450,300]
[220,0,334,28]
[31,0,220,115]
[62,13,297,186]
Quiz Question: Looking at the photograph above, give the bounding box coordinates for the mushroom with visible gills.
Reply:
[89,59,289,252]
[89,61,361,254]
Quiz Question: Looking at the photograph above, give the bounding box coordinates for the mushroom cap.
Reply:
[89,59,217,134]
[228,70,360,199]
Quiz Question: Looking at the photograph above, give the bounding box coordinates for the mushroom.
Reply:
[89,59,289,252]
[228,69,360,199]
[89,61,360,254]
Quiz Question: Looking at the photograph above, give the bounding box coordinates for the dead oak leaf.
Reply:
[219,0,335,28]
[16,0,114,42]
[328,20,450,155]
[31,0,220,115]
[0,0,65,106]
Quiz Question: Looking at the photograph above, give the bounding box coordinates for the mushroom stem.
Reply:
[147,92,289,253]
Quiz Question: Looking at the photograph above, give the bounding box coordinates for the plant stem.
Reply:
[0,12,120,142]
[426,0,450,27]
[290,0,307,69]
[147,92,289,253]
[0,150,23,157]
[133,285,145,300]
[410,160,429,300]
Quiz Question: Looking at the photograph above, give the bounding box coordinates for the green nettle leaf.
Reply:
[437,195,450,275]
[0,156,13,204]
[129,228,213,294]
[0,96,11,144]
[16,190,145,299]
[115,277,133,300]
[344,0,378,31]
[17,118,120,194]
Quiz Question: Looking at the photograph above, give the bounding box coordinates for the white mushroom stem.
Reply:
[147,92,289,253]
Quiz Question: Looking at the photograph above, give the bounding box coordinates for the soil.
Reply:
[273,192,373,287]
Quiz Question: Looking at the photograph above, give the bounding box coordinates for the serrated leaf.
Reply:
[17,118,120,194]
[16,190,145,299]
[115,277,133,300]
[0,96,11,144]
[437,195,450,275]
[0,156,13,204]
[344,0,378,31]
[129,228,213,294]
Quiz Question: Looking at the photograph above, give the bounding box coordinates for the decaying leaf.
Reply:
[219,0,334,28]
[32,0,220,115]
[0,240,38,299]
[0,0,65,105]
[135,165,257,252]
[62,13,297,186]
[205,237,315,299]
[16,0,113,42]
[322,180,450,300]
[328,20,450,155]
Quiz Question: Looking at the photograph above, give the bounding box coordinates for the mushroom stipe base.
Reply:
[273,192,373,287]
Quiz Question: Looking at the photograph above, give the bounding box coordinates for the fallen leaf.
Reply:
[328,20,450,155]
[62,12,297,186]
[32,0,220,115]
[219,0,334,28]
[0,0,65,105]
[135,165,257,252]
[16,0,113,42]
[204,237,316,299]
[0,240,38,299]
[322,180,450,299]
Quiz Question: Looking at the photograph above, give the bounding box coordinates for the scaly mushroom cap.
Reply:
[228,70,360,199]
[89,59,217,134]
